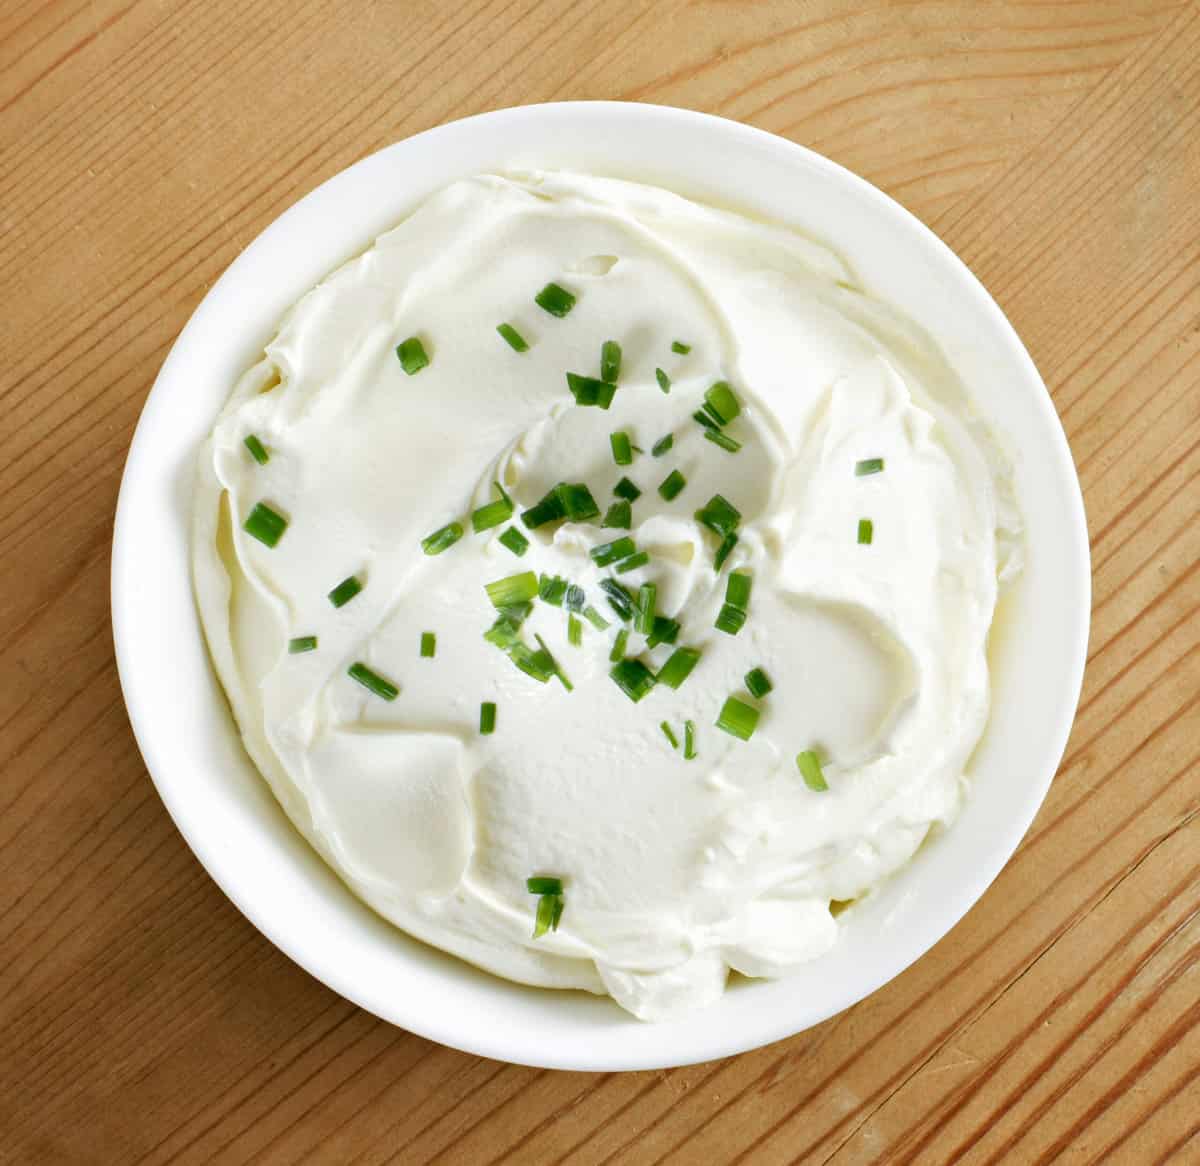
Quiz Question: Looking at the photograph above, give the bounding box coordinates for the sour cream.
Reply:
[193,172,1019,1021]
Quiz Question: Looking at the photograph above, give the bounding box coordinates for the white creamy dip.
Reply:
[193,172,1019,1021]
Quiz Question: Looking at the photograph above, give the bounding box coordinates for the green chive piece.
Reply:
[661,721,680,750]
[671,340,691,355]
[422,521,464,555]
[534,632,573,692]
[348,662,399,701]
[567,613,583,646]
[704,381,741,425]
[484,615,524,649]
[243,502,287,547]
[565,584,586,612]
[496,323,529,352]
[600,578,635,620]
[583,605,610,630]
[714,531,739,571]
[695,494,741,538]
[486,571,539,608]
[420,632,436,658]
[716,695,759,740]
[328,575,363,608]
[704,429,743,453]
[243,434,269,465]
[507,642,555,684]
[601,340,622,383]
[288,635,318,654]
[610,431,634,466]
[646,615,680,648]
[551,896,565,930]
[652,433,674,457]
[521,486,566,529]
[635,582,657,635]
[684,720,697,759]
[657,646,701,689]
[602,500,633,529]
[533,892,558,938]
[610,627,630,661]
[566,372,616,409]
[498,526,530,557]
[396,336,429,375]
[480,701,497,734]
[858,518,874,545]
[610,658,656,703]
[535,282,576,317]
[527,875,563,896]
[614,477,642,502]
[658,470,686,501]
[538,574,568,606]
[692,409,719,432]
[855,457,885,476]
[727,571,753,609]
[745,667,772,698]
[655,368,671,393]
[497,601,533,623]
[471,500,513,533]
[797,749,829,791]
[715,604,747,635]
[615,550,650,574]
[554,482,600,522]
[591,536,637,567]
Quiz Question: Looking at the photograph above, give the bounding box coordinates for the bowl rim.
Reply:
[112,100,1090,1070]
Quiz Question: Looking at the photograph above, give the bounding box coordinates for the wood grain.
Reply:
[1,1,1197,1162]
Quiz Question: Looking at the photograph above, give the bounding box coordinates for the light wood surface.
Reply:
[2,1,1197,1162]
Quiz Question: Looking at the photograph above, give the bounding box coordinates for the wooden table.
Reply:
[3,1,1197,1161]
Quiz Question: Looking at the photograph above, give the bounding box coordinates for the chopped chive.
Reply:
[714,531,739,570]
[602,500,633,529]
[564,584,586,613]
[704,382,740,425]
[671,340,691,355]
[600,578,635,620]
[498,526,530,557]
[508,642,556,684]
[727,571,753,609]
[551,896,565,930]
[420,632,437,658]
[288,635,318,654]
[480,701,497,734]
[521,487,566,529]
[496,323,529,352]
[590,536,637,567]
[651,433,674,457]
[533,893,558,938]
[567,613,583,646]
[701,401,724,427]
[535,282,576,317]
[655,368,671,393]
[348,662,399,701]
[601,340,622,383]
[635,582,657,634]
[745,667,772,698]
[704,429,742,453]
[422,521,464,555]
[554,482,600,522]
[538,574,568,605]
[243,434,269,465]
[534,632,573,691]
[486,571,539,608]
[583,605,610,630]
[527,875,563,895]
[661,721,680,750]
[615,550,650,574]
[692,409,719,432]
[497,601,533,623]
[396,337,429,375]
[797,749,829,791]
[684,719,697,759]
[610,627,630,661]
[472,494,514,533]
[658,469,686,501]
[695,494,741,538]
[243,502,288,547]
[613,476,642,502]
[857,518,874,545]
[715,604,747,635]
[328,575,363,608]
[855,457,885,476]
[566,372,616,409]
[610,431,634,466]
[484,615,524,649]
[646,615,680,647]
[610,658,656,702]
[657,646,701,689]
[716,695,759,740]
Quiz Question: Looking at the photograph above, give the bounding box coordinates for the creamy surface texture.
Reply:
[193,172,1019,1021]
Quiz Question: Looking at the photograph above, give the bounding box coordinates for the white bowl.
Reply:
[112,102,1089,1070]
